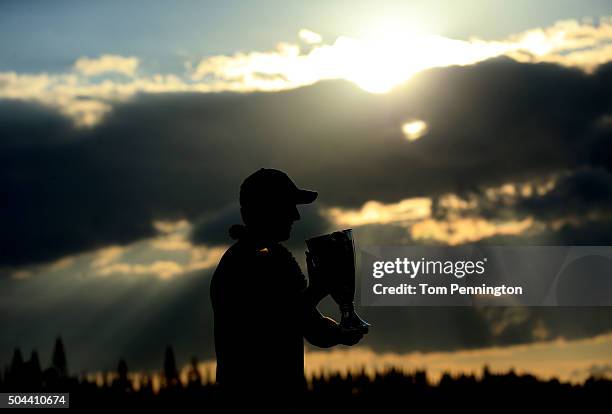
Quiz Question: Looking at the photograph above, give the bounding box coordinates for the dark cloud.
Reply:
[475,218,612,246]
[0,100,76,150]
[517,166,612,220]
[1,57,612,268]
[427,164,612,240]
[189,201,331,248]
[189,204,241,247]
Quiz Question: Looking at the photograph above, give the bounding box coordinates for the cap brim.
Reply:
[295,189,318,204]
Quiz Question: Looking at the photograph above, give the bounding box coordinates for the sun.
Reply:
[345,24,430,93]
[326,19,511,93]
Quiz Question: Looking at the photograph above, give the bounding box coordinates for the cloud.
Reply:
[0,71,195,126]
[74,54,139,77]
[95,260,185,279]
[10,270,32,280]
[4,251,612,374]
[517,166,612,220]
[190,41,310,88]
[507,17,612,71]
[299,29,323,45]
[2,55,612,267]
[189,202,331,249]
[2,210,612,373]
[90,246,126,269]
[0,263,220,371]
[410,216,535,245]
[7,219,225,281]
[321,165,612,246]
[0,72,54,99]
[188,16,612,94]
[323,198,431,227]
[1,17,612,126]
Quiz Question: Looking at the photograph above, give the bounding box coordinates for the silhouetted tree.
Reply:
[112,358,132,393]
[139,374,154,397]
[163,346,179,388]
[26,351,42,390]
[29,351,41,375]
[52,337,68,378]
[187,356,202,387]
[10,348,24,376]
[9,348,25,388]
[483,364,491,379]
[1,337,611,408]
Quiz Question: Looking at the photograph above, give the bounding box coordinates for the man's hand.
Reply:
[302,304,367,348]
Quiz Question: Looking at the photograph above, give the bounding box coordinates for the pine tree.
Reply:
[28,350,42,387]
[163,346,179,387]
[10,348,23,373]
[113,358,132,392]
[29,350,41,375]
[10,348,24,380]
[118,359,128,382]
[52,337,68,378]
[187,356,202,386]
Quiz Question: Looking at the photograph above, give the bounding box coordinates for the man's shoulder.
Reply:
[214,241,251,272]
[210,242,252,299]
[213,240,275,277]
[214,241,303,275]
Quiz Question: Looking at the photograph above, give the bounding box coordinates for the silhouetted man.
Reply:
[210,168,364,403]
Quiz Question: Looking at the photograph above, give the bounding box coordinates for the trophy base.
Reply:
[339,303,370,335]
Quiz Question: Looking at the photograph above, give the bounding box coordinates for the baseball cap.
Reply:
[239,168,318,207]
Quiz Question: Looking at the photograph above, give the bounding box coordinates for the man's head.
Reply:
[239,168,318,242]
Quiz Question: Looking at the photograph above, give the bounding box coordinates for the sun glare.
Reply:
[334,23,509,93]
[343,24,431,93]
[402,120,428,141]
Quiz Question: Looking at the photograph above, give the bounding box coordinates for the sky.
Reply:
[1,1,612,378]
[2,1,611,69]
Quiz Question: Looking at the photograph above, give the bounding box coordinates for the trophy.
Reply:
[306,229,370,335]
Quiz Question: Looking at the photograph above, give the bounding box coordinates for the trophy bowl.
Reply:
[306,229,370,335]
